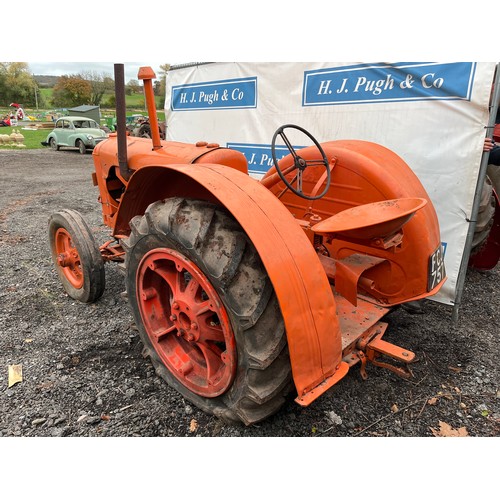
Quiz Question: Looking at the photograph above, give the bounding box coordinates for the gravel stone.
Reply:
[0,149,498,438]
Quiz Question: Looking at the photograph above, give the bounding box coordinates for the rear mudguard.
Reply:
[114,162,345,400]
[263,140,445,305]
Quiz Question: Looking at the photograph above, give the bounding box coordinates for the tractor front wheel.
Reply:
[48,209,105,303]
[123,198,292,425]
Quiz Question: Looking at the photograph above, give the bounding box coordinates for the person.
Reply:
[484,108,500,198]
[483,95,500,166]
[484,106,499,167]
[0,115,11,127]
[484,137,500,166]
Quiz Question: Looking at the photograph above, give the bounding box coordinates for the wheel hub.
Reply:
[136,247,237,397]
[54,228,83,288]
[169,301,201,342]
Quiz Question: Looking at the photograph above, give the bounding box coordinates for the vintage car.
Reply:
[42,116,108,154]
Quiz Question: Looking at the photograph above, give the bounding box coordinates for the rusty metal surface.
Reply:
[88,70,448,409]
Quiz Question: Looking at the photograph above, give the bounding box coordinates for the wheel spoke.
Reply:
[297,170,303,193]
[153,323,177,342]
[151,263,179,294]
[279,131,298,159]
[196,342,224,381]
[197,313,226,343]
[191,299,212,317]
[305,158,328,166]
[184,274,201,300]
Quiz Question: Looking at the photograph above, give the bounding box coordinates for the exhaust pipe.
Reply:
[114,63,131,181]
[138,66,162,150]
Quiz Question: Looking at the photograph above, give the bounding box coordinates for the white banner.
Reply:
[165,62,497,305]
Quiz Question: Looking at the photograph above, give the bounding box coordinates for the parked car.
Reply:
[42,116,108,154]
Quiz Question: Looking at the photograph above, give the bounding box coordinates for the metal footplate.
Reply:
[354,323,416,380]
[295,361,350,407]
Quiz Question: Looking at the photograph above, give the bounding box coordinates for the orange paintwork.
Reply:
[89,66,446,406]
[54,228,84,288]
[262,141,445,306]
[138,67,162,150]
[312,198,427,240]
[92,136,248,231]
[93,146,345,398]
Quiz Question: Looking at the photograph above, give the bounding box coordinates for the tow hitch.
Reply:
[346,322,416,380]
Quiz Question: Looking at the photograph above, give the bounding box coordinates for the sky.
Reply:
[27,62,168,83]
[5,4,497,71]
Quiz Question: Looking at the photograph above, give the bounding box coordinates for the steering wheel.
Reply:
[271,124,331,200]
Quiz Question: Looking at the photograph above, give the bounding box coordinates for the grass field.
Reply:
[0,127,49,150]
[0,89,167,150]
[38,88,164,111]
[0,111,167,151]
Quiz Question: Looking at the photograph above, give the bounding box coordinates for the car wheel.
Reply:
[49,138,59,151]
[77,140,87,155]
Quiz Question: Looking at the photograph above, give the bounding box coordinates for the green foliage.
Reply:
[80,72,115,106]
[51,75,92,107]
[106,94,116,108]
[126,79,141,94]
[0,65,166,152]
[0,62,39,107]
[38,83,163,111]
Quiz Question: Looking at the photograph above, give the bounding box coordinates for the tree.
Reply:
[0,62,39,107]
[51,75,92,107]
[126,79,141,94]
[0,63,6,99]
[105,94,116,108]
[158,64,171,98]
[79,71,114,106]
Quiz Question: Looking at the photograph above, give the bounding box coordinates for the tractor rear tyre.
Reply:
[48,209,105,303]
[137,124,152,139]
[123,198,292,425]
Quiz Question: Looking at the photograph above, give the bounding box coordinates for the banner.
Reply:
[165,62,497,305]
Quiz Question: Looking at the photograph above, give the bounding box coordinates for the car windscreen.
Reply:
[74,120,98,129]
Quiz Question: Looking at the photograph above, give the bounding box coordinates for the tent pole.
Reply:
[452,62,500,323]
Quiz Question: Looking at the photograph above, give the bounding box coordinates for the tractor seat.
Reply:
[312,198,427,240]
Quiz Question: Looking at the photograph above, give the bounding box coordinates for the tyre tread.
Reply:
[123,197,292,425]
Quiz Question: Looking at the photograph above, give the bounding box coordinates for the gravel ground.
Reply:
[0,148,498,494]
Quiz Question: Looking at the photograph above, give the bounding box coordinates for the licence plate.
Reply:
[428,244,446,291]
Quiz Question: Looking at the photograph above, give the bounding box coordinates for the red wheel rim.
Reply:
[136,248,237,397]
[54,228,83,288]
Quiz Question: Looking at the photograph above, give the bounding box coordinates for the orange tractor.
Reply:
[49,64,446,425]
